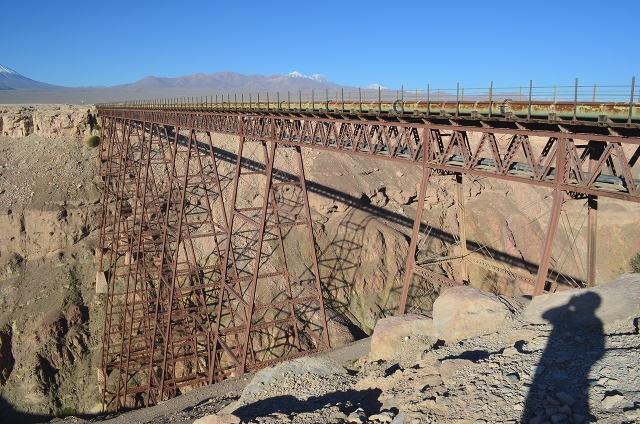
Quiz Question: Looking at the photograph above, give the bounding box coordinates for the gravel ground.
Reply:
[55,313,639,424]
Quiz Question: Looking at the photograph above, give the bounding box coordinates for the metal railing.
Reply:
[97,78,640,125]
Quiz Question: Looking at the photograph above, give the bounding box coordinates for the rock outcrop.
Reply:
[369,313,433,361]
[0,105,96,139]
[432,285,524,342]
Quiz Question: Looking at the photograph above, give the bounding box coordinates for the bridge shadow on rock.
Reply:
[522,292,604,423]
[169,127,576,288]
[232,388,383,422]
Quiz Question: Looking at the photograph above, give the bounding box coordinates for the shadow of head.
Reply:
[542,292,602,329]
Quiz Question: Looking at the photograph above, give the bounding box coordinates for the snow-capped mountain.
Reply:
[287,71,332,84]
[0,64,19,76]
[0,64,64,90]
[364,83,388,90]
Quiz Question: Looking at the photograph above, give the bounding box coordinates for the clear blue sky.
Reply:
[2,0,638,90]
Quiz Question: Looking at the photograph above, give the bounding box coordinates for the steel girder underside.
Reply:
[96,109,640,411]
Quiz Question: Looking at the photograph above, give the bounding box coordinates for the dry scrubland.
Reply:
[0,105,639,422]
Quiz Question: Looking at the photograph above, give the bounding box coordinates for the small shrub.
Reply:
[86,135,100,148]
[93,123,101,131]
[631,252,640,273]
[58,407,76,418]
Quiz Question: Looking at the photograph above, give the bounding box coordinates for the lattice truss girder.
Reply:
[98,118,329,411]
[101,109,640,203]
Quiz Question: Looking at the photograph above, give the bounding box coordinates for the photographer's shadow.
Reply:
[522,292,604,423]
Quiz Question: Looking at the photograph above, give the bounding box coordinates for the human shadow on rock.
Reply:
[232,388,382,422]
[522,292,604,423]
[0,397,52,424]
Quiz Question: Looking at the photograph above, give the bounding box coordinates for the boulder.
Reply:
[433,286,522,342]
[369,313,433,361]
[523,274,640,333]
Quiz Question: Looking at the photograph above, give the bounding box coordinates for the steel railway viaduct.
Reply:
[95,84,640,411]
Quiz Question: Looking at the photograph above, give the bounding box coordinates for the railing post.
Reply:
[341,88,344,113]
[456,82,460,117]
[527,79,533,120]
[573,78,579,121]
[488,81,493,118]
[378,86,381,113]
[426,83,430,117]
[628,76,636,124]
[359,87,362,113]
[553,85,557,102]
[401,85,404,114]
[592,84,597,102]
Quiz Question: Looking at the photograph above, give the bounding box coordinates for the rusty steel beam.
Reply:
[96,103,640,411]
[99,118,231,411]
[97,110,640,203]
[217,137,329,376]
[456,173,468,283]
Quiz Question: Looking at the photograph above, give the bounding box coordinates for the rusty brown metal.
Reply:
[96,99,640,411]
[456,173,468,283]
[99,119,232,410]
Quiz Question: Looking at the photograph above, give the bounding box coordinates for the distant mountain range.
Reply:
[0,64,386,93]
[0,64,65,90]
[118,70,347,91]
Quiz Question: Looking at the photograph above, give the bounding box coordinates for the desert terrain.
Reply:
[0,105,639,423]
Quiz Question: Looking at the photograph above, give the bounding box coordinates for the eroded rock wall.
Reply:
[0,105,95,139]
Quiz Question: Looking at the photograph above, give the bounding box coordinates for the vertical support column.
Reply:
[239,140,277,373]
[586,140,603,288]
[295,146,330,350]
[398,162,432,315]
[587,195,598,287]
[533,136,567,296]
[456,173,468,283]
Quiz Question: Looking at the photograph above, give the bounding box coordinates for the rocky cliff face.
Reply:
[0,105,95,139]
[0,106,104,419]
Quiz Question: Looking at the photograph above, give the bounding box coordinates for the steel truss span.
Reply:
[95,106,640,411]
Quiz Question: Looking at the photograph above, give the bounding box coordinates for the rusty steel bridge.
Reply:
[95,80,640,411]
